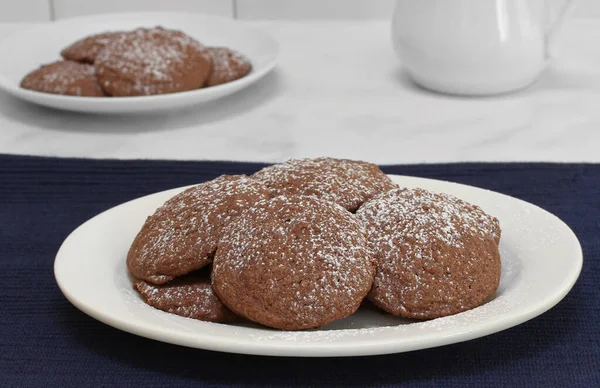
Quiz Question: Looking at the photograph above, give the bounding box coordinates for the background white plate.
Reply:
[0,12,279,114]
[54,175,582,357]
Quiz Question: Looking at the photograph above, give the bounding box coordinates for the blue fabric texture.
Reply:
[1,154,598,387]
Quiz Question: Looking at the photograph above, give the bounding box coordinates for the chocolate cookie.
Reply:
[356,188,501,319]
[252,158,398,212]
[133,268,239,323]
[95,27,212,96]
[204,47,251,87]
[61,31,123,63]
[127,175,270,284]
[212,195,376,330]
[20,60,104,97]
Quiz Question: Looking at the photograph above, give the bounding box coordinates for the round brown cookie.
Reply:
[127,175,270,284]
[61,31,124,63]
[204,47,251,87]
[212,195,376,331]
[133,268,239,323]
[95,26,211,96]
[20,60,104,97]
[251,158,398,212]
[356,188,501,319]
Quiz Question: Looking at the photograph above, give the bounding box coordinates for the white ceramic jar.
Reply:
[391,0,573,95]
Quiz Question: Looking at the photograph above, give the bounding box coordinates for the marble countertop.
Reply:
[0,20,598,164]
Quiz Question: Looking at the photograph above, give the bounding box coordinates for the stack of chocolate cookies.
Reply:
[127,158,502,330]
[20,26,251,97]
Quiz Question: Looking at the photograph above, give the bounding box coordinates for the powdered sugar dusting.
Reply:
[127,175,270,283]
[358,188,500,251]
[205,47,251,86]
[252,157,398,212]
[356,187,501,318]
[61,31,124,63]
[95,26,208,95]
[133,274,238,322]
[20,60,103,96]
[136,279,214,313]
[213,195,375,330]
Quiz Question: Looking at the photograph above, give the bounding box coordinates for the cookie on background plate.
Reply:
[252,157,398,212]
[356,187,501,319]
[61,31,124,64]
[133,267,239,323]
[20,60,104,97]
[95,26,212,96]
[127,175,270,284]
[212,195,376,331]
[204,47,252,87]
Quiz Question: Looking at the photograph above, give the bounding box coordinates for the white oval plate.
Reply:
[0,12,278,114]
[54,175,582,357]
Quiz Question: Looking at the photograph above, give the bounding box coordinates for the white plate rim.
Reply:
[0,11,279,113]
[54,174,583,357]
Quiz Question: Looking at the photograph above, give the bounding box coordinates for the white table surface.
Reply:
[0,20,598,164]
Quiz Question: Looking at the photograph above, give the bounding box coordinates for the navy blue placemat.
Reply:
[1,154,598,387]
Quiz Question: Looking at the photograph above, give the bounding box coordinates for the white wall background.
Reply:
[0,0,598,21]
